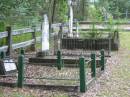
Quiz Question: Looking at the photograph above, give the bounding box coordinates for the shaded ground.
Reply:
[81,32,130,97]
[0,32,130,97]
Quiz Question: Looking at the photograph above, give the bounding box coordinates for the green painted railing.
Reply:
[16,49,105,92]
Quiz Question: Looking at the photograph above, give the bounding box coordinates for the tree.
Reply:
[98,0,130,18]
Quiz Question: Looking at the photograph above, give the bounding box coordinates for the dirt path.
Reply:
[81,48,130,97]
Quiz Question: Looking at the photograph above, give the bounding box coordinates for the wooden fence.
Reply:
[0,21,129,55]
[0,26,41,55]
[0,23,63,55]
[77,21,130,32]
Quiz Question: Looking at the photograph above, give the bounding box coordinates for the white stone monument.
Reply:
[42,14,49,52]
[68,0,73,37]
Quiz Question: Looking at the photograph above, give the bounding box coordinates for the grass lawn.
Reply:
[120,32,130,50]
[93,32,130,97]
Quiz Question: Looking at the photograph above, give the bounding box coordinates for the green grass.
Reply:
[13,31,41,44]
[0,31,41,47]
[113,19,130,23]
[94,32,130,97]
[120,32,130,50]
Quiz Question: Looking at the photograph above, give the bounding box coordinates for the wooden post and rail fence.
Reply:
[0,21,129,55]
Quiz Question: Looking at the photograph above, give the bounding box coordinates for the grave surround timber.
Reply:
[29,55,107,67]
[61,38,119,51]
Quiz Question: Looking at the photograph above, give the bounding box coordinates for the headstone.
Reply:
[68,0,73,37]
[37,14,49,57]
[42,14,49,52]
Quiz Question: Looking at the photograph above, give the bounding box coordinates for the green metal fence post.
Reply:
[0,51,6,59]
[79,57,86,92]
[57,50,63,70]
[100,49,105,71]
[91,53,96,77]
[17,55,25,88]
[20,48,25,55]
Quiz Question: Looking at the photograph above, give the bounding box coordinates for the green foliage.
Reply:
[88,6,103,21]
[0,0,69,26]
[107,16,115,32]
[107,16,119,37]
[0,21,6,46]
[0,21,5,31]
[87,5,104,39]
[89,23,98,38]
[0,0,45,17]
[88,23,103,39]
[0,0,45,26]
[56,0,68,22]
[98,0,130,19]
[120,32,130,49]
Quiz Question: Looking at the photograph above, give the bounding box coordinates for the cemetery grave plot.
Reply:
[0,49,106,93]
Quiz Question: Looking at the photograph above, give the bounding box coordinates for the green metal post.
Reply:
[57,50,63,70]
[79,57,86,92]
[0,51,6,59]
[100,49,105,71]
[20,48,25,55]
[91,53,96,77]
[17,55,25,88]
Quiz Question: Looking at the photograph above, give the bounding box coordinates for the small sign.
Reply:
[4,59,17,72]
[0,59,17,75]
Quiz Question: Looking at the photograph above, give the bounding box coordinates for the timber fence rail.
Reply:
[74,21,130,32]
[0,23,69,54]
[0,25,41,54]
[0,21,126,54]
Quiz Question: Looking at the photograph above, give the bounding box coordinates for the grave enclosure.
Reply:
[0,48,106,93]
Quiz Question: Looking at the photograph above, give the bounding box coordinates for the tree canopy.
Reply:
[0,0,130,26]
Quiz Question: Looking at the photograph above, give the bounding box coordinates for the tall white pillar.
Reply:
[42,14,49,52]
[68,0,73,37]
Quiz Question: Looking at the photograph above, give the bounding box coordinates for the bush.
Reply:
[88,6,103,22]
[0,21,5,32]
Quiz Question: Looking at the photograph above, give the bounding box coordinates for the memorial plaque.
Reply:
[0,59,17,75]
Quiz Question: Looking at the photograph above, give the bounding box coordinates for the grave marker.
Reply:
[0,58,17,75]
[68,0,73,37]
[42,14,49,52]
